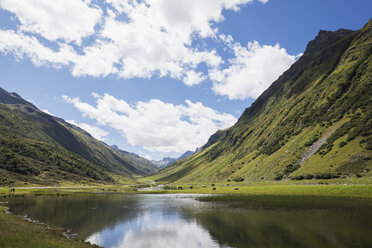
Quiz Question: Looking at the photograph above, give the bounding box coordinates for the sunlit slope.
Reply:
[150,20,372,184]
[0,89,158,186]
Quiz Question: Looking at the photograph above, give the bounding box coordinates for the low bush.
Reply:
[314,173,340,179]
[233,177,244,182]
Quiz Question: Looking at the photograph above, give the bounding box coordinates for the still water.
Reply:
[5,193,372,248]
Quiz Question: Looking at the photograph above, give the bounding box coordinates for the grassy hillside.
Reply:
[149,20,372,184]
[0,89,158,186]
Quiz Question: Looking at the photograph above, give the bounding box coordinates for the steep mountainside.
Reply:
[110,145,157,173]
[151,20,372,184]
[0,88,158,186]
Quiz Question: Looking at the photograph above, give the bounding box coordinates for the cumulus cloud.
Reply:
[0,0,274,93]
[183,70,206,86]
[0,0,102,44]
[66,119,108,141]
[0,0,298,101]
[0,29,77,67]
[62,93,236,153]
[210,37,297,100]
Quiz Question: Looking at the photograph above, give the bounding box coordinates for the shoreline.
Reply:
[0,205,100,248]
[1,183,372,199]
[1,184,372,247]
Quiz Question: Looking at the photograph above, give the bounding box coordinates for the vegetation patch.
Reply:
[233,176,244,182]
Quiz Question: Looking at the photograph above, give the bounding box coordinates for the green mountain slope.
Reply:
[150,20,372,184]
[0,89,158,186]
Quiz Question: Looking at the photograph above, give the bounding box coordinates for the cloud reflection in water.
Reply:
[86,211,228,248]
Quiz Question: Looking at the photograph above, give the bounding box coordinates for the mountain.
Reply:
[110,145,158,174]
[152,157,177,169]
[178,151,194,160]
[152,150,195,169]
[0,88,158,186]
[150,20,372,184]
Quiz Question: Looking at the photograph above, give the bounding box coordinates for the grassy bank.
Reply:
[140,184,372,210]
[0,206,98,248]
[0,184,143,196]
[2,184,372,198]
[139,184,372,199]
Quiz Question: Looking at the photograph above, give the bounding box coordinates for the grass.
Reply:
[0,206,99,248]
[2,183,372,198]
[0,182,155,196]
[137,184,372,199]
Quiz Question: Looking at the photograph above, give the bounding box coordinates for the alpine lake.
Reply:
[4,193,372,248]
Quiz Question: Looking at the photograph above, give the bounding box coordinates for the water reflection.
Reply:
[6,193,372,248]
[87,212,226,248]
[196,210,372,248]
[6,193,142,238]
[83,194,225,247]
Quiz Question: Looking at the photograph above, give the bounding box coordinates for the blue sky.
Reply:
[0,0,371,160]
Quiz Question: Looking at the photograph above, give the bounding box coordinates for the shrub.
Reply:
[163,185,176,190]
[284,163,300,174]
[233,177,244,182]
[339,141,347,148]
[292,175,305,180]
[304,174,314,179]
[314,173,340,179]
[274,174,283,180]
[304,135,319,147]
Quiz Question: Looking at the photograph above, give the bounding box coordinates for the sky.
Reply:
[0,0,371,160]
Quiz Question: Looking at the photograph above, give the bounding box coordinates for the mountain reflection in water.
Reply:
[6,193,372,248]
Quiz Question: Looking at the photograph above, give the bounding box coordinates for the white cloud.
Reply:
[183,70,206,86]
[210,39,297,100]
[41,109,53,115]
[66,119,108,141]
[0,0,102,44]
[63,93,236,153]
[0,30,77,67]
[144,155,152,161]
[0,0,296,102]
[75,0,233,79]
[0,0,273,91]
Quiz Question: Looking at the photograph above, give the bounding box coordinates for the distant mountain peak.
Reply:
[151,150,195,169]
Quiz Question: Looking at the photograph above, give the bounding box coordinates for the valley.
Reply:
[0,8,371,248]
